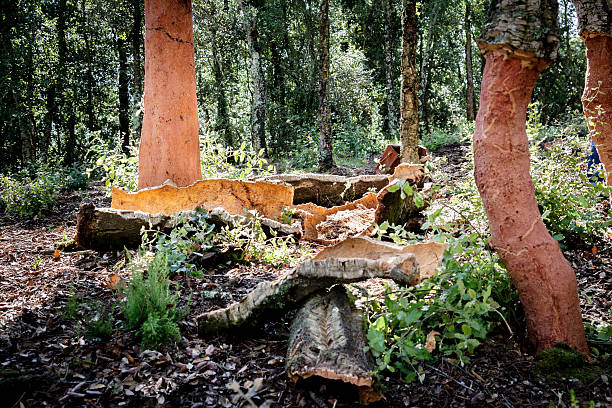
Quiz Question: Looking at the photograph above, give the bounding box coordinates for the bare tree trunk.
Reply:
[210,17,233,147]
[237,0,268,155]
[81,0,97,132]
[138,0,202,189]
[318,0,334,171]
[383,0,398,138]
[464,1,475,121]
[118,37,130,154]
[131,0,144,102]
[475,0,588,355]
[572,0,612,198]
[399,0,419,163]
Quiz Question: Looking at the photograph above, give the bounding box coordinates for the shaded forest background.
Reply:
[0,0,586,172]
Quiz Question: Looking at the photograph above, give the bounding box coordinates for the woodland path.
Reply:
[0,148,610,407]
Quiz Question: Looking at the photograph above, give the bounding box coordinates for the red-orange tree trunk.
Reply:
[475,0,588,354]
[138,0,201,189]
[573,0,611,195]
[474,54,588,354]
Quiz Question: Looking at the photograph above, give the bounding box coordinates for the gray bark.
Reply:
[318,0,334,171]
[400,0,419,163]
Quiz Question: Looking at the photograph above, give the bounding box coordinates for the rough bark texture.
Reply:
[573,0,611,37]
[131,0,144,104]
[197,256,418,334]
[111,179,294,220]
[374,164,429,225]
[318,0,334,171]
[314,237,446,281]
[399,0,419,163]
[294,194,379,243]
[75,203,299,251]
[479,0,560,63]
[138,0,201,189]
[286,286,381,404]
[573,1,612,196]
[473,53,588,354]
[465,1,476,121]
[256,173,390,206]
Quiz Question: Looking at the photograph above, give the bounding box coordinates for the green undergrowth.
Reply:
[1,164,89,218]
[63,288,115,340]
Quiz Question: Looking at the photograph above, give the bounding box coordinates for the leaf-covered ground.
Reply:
[0,150,610,407]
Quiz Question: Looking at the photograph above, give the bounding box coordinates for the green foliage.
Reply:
[143,208,215,277]
[528,107,612,246]
[88,140,139,194]
[1,166,61,218]
[535,343,599,383]
[366,230,516,380]
[122,251,187,348]
[200,138,276,179]
[63,289,115,340]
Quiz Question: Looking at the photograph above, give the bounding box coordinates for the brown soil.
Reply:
[0,167,611,407]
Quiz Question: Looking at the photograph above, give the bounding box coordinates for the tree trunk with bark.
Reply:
[131,0,144,103]
[384,0,398,139]
[238,0,268,155]
[464,1,476,121]
[399,0,419,163]
[209,8,233,147]
[475,0,588,354]
[318,0,334,171]
[572,0,611,198]
[118,37,130,154]
[138,0,202,189]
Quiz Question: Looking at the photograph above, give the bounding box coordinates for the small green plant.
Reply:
[63,288,115,340]
[122,250,187,348]
[1,167,61,218]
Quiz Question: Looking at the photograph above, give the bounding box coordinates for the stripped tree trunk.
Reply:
[384,0,398,139]
[464,1,475,121]
[138,0,202,189]
[399,0,419,163]
[573,0,611,198]
[475,0,588,354]
[318,0,334,171]
[238,0,268,155]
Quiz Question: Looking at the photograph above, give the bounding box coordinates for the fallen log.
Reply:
[75,203,300,251]
[111,178,294,220]
[286,286,381,404]
[256,173,389,206]
[196,255,418,334]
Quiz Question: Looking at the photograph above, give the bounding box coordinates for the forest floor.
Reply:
[0,145,611,408]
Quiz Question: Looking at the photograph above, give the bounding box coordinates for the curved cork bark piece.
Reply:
[314,236,446,281]
[256,173,389,206]
[196,256,418,334]
[138,0,202,189]
[111,179,294,219]
[473,53,588,355]
[286,286,381,404]
[294,193,379,243]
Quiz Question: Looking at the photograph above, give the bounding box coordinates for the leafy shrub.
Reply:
[366,230,516,381]
[88,140,139,194]
[143,208,215,276]
[1,167,61,218]
[122,250,187,348]
[64,165,89,190]
[63,289,115,340]
[528,109,611,246]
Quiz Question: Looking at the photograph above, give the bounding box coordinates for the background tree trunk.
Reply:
[318,0,334,171]
[399,0,419,163]
[384,0,398,139]
[474,0,588,355]
[131,0,143,103]
[211,16,233,147]
[118,36,130,154]
[238,0,268,155]
[138,0,202,189]
[464,1,475,122]
[572,0,612,198]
